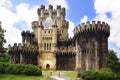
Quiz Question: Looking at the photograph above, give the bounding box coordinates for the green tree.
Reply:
[108,49,120,73]
[0,21,6,61]
[0,52,10,62]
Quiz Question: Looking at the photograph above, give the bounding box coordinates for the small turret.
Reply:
[32,21,39,29]
[31,21,39,38]
[57,5,61,18]
[48,5,53,18]
[62,8,65,18]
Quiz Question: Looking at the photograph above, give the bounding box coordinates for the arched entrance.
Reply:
[46,64,50,69]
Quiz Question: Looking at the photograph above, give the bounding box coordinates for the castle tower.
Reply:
[32,21,39,39]
[37,5,68,37]
[74,21,110,71]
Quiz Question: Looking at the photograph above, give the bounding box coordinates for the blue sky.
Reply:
[0,0,120,57]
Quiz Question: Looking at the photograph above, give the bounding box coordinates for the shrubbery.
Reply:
[0,62,42,76]
[80,68,119,80]
[80,70,100,80]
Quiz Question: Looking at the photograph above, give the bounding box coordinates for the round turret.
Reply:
[74,21,110,70]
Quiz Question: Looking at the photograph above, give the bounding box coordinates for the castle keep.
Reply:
[8,5,110,70]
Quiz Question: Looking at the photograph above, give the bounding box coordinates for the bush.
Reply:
[99,68,116,80]
[22,64,42,76]
[80,68,117,80]
[0,62,8,74]
[116,73,120,80]
[80,70,100,80]
[0,62,42,76]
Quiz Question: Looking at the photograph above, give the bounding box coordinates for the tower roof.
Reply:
[43,17,54,29]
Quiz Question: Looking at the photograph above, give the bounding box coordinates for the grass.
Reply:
[42,70,78,78]
[0,70,78,80]
[0,74,50,80]
[62,71,78,78]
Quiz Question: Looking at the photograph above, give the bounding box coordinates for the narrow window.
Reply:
[44,31,46,33]
[50,43,51,50]
[44,43,46,50]
[47,44,48,50]
[48,30,50,33]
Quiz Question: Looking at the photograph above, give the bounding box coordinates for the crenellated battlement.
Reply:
[74,21,110,37]
[37,5,65,18]
[8,43,38,54]
[21,30,35,37]
[21,30,37,45]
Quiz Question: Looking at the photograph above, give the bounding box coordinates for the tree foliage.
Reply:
[0,22,6,59]
[0,52,10,62]
[108,49,120,73]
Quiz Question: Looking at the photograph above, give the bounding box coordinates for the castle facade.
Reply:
[8,5,110,70]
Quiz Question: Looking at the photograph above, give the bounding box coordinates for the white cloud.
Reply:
[68,20,74,37]
[0,0,12,8]
[94,0,120,55]
[47,0,68,9]
[16,3,38,28]
[0,6,21,47]
[0,1,38,47]
[80,16,88,23]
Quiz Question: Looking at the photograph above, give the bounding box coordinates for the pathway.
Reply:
[49,72,79,80]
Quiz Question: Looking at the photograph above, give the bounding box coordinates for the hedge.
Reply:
[80,68,118,80]
[0,62,42,76]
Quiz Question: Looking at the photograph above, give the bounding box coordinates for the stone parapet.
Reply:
[74,21,110,38]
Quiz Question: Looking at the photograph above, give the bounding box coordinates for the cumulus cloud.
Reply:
[47,0,68,9]
[16,3,38,28]
[94,0,120,56]
[0,6,21,47]
[80,16,88,23]
[0,1,38,47]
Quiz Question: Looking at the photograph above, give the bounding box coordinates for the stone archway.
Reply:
[46,64,50,69]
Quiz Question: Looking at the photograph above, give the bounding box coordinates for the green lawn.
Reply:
[0,74,50,80]
[0,70,78,80]
[62,71,78,78]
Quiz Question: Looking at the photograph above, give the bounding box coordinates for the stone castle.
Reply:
[8,5,110,70]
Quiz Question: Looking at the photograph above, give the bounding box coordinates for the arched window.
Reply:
[47,43,48,50]
[50,43,51,50]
